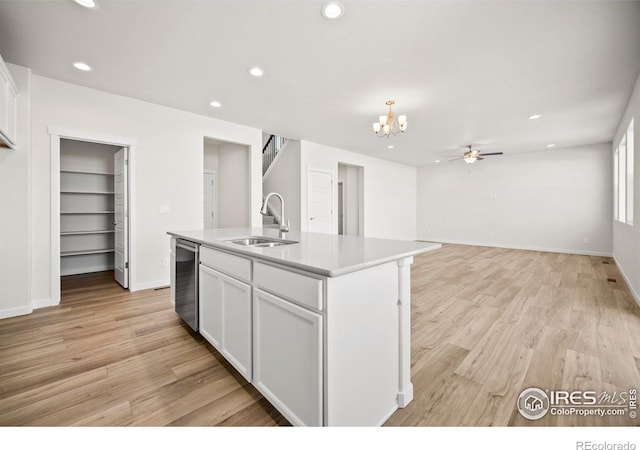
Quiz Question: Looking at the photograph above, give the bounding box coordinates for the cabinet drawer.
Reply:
[200,246,251,282]
[253,261,323,311]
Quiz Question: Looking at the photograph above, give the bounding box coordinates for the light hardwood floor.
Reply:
[1,244,638,426]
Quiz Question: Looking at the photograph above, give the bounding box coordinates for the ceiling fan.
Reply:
[449,145,503,164]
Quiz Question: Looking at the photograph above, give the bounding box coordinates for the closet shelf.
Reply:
[61,230,115,236]
[61,249,115,257]
[60,170,114,176]
[61,211,115,215]
[61,190,115,195]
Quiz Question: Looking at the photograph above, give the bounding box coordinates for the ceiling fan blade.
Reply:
[476,157,484,160]
[478,152,503,156]
[448,156,464,161]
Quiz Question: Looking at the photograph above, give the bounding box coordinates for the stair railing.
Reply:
[262,135,286,175]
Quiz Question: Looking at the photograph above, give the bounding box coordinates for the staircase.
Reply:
[262,210,279,228]
[262,134,287,228]
[262,134,286,176]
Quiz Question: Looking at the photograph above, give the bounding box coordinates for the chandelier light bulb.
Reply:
[373,122,381,133]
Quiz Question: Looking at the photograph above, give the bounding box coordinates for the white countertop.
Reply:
[168,228,441,277]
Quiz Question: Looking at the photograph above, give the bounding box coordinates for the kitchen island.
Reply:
[168,227,440,426]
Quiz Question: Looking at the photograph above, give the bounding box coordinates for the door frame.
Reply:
[203,170,218,228]
[337,162,365,236]
[337,181,344,235]
[49,127,137,305]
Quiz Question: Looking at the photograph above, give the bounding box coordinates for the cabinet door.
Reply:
[253,289,323,426]
[199,264,252,381]
[219,271,252,380]
[199,264,223,348]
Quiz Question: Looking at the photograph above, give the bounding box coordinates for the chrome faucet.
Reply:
[261,192,290,237]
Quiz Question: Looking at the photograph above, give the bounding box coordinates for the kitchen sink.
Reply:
[224,236,298,248]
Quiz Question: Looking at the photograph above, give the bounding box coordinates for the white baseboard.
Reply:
[613,256,640,308]
[32,298,57,309]
[0,305,33,320]
[424,239,613,257]
[131,279,170,292]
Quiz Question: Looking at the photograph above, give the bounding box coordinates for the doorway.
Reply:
[203,137,250,228]
[50,128,136,306]
[203,171,217,229]
[337,163,364,236]
[337,182,344,235]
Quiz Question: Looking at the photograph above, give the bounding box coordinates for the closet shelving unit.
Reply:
[60,168,116,276]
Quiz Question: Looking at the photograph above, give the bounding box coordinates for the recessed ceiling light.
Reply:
[321,1,344,20]
[248,67,265,77]
[72,61,92,72]
[209,100,222,108]
[528,114,542,120]
[546,143,555,148]
[387,145,395,149]
[434,160,440,163]
[73,0,97,8]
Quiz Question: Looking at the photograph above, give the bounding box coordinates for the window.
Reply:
[615,118,634,225]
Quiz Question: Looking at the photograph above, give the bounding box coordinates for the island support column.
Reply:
[397,256,414,407]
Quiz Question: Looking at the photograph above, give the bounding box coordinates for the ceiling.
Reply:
[1,0,639,166]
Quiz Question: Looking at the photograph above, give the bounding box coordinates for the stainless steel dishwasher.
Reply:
[173,239,199,331]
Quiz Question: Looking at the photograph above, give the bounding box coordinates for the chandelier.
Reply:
[372,100,407,137]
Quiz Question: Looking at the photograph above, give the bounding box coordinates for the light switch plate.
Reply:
[159,204,170,214]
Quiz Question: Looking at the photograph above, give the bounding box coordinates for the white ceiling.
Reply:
[1,0,639,166]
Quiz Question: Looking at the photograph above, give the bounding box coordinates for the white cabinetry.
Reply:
[199,249,252,381]
[0,53,17,149]
[171,235,422,427]
[253,288,323,427]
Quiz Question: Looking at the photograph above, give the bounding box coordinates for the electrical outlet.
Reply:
[162,257,169,267]
[583,238,590,244]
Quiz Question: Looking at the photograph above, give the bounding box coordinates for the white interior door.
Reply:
[114,147,128,288]
[307,169,333,233]
[204,171,216,228]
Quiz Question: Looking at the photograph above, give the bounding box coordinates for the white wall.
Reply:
[203,141,219,172]
[263,139,302,231]
[218,142,251,228]
[613,72,640,305]
[417,143,613,256]
[300,140,417,240]
[0,63,31,318]
[28,73,263,306]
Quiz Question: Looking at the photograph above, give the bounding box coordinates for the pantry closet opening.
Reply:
[49,128,136,306]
